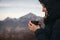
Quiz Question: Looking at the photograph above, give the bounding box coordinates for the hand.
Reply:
[28,21,41,32]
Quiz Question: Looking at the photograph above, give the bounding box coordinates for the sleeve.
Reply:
[35,28,46,40]
[34,19,60,40]
[50,19,60,40]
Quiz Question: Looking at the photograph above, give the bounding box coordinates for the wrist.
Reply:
[33,25,40,32]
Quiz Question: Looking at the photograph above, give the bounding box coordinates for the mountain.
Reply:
[0,13,44,31]
[18,13,43,27]
[19,13,43,21]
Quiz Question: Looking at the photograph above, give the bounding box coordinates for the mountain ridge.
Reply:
[0,13,44,31]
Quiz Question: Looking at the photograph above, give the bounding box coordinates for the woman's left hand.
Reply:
[28,21,40,32]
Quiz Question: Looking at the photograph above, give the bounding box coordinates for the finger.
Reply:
[29,21,32,25]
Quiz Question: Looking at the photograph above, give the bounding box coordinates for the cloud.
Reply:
[0,0,40,7]
[0,2,40,7]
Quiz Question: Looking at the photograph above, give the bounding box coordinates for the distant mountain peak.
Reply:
[18,12,43,21]
[27,13,36,15]
[21,13,37,19]
[25,13,36,16]
[4,17,11,21]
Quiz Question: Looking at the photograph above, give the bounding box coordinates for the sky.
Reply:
[0,0,45,20]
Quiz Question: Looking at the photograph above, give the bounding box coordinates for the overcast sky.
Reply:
[0,0,45,20]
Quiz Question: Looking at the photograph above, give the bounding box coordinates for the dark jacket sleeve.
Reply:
[50,19,60,40]
[35,19,60,40]
[35,28,46,40]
